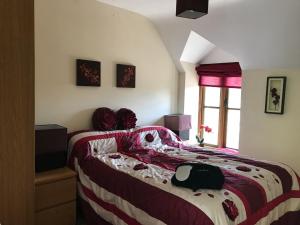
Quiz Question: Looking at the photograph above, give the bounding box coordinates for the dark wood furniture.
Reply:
[0,0,35,224]
[35,124,68,172]
[35,167,77,225]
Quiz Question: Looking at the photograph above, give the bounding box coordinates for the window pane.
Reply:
[203,108,219,145]
[204,87,221,107]
[226,109,240,149]
[228,88,241,109]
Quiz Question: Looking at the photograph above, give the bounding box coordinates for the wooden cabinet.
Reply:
[35,168,77,225]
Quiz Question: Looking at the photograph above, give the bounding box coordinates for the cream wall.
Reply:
[35,0,178,131]
[179,62,199,143]
[240,69,300,173]
[178,73,185,114]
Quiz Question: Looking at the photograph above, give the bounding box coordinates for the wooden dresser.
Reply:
[35,167,77,225]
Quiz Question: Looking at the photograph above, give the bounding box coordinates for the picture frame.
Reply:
[264,76,287,114]
[116,64,136,88]
[76,59,101,86]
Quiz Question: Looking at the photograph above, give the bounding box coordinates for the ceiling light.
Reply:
[176,0,209,19]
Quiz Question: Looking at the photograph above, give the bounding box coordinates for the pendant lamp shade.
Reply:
[176,0,209,19]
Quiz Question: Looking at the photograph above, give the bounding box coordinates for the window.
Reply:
[199,87,241,149]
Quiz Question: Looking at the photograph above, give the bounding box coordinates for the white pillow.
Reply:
[89,137,117,155]
[139,130,162,146]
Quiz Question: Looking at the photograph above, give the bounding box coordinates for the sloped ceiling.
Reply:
[180,31,238,65]
[180,31,215,64]
[96,0,300,71]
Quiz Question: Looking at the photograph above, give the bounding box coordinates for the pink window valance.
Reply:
[195,62,242,88]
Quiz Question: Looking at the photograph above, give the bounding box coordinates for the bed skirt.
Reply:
[80,198,112,225]
[271,210,300,225]
[80,196,300,225]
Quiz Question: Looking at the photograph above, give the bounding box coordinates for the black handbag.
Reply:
[171,163,225,191]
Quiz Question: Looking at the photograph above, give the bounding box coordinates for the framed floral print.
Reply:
[116,64,136,88]
[265,76,287,114]
[76,59,101,86]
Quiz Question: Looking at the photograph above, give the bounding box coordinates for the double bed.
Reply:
[68,126,300,225]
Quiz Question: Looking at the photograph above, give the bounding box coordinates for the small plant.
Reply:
[270,88,280,109]
[196,125,212,146]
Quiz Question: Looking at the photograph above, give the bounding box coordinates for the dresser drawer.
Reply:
[36,201,76,225]
[36,177,76,211]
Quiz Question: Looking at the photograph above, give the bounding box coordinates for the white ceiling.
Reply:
[180,31,215,64]
[97,0,300,71]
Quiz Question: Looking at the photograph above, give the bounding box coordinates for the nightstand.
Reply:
[35,124,68,172]
[35,167,77,225]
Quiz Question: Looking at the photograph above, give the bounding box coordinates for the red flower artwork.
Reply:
[77,59,101,86]
[116,64,136,88]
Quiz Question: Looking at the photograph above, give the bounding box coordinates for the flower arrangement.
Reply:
[196,125,212,146]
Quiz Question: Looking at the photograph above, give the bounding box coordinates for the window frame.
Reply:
[198,87,241,149]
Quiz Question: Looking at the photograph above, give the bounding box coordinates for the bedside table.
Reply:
[35,167,77,225]
[35,124,68,172]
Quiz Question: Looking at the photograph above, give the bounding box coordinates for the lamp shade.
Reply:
[176,0,209,19]
[164,114,192,131]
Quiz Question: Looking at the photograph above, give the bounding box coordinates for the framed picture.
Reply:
[116,64,136,88]
[76,59,101,86]
[265,76,287,114]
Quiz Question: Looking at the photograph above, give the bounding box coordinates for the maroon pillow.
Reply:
[116,108,137,130]
[92,107,117,131]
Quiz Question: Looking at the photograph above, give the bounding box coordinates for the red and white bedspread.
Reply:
[68,126,300,225]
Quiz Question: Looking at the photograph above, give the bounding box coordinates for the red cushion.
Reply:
[116,108,137,130]
[92,107,117,131]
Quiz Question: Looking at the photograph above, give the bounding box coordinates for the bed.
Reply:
[68,126,300,225]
